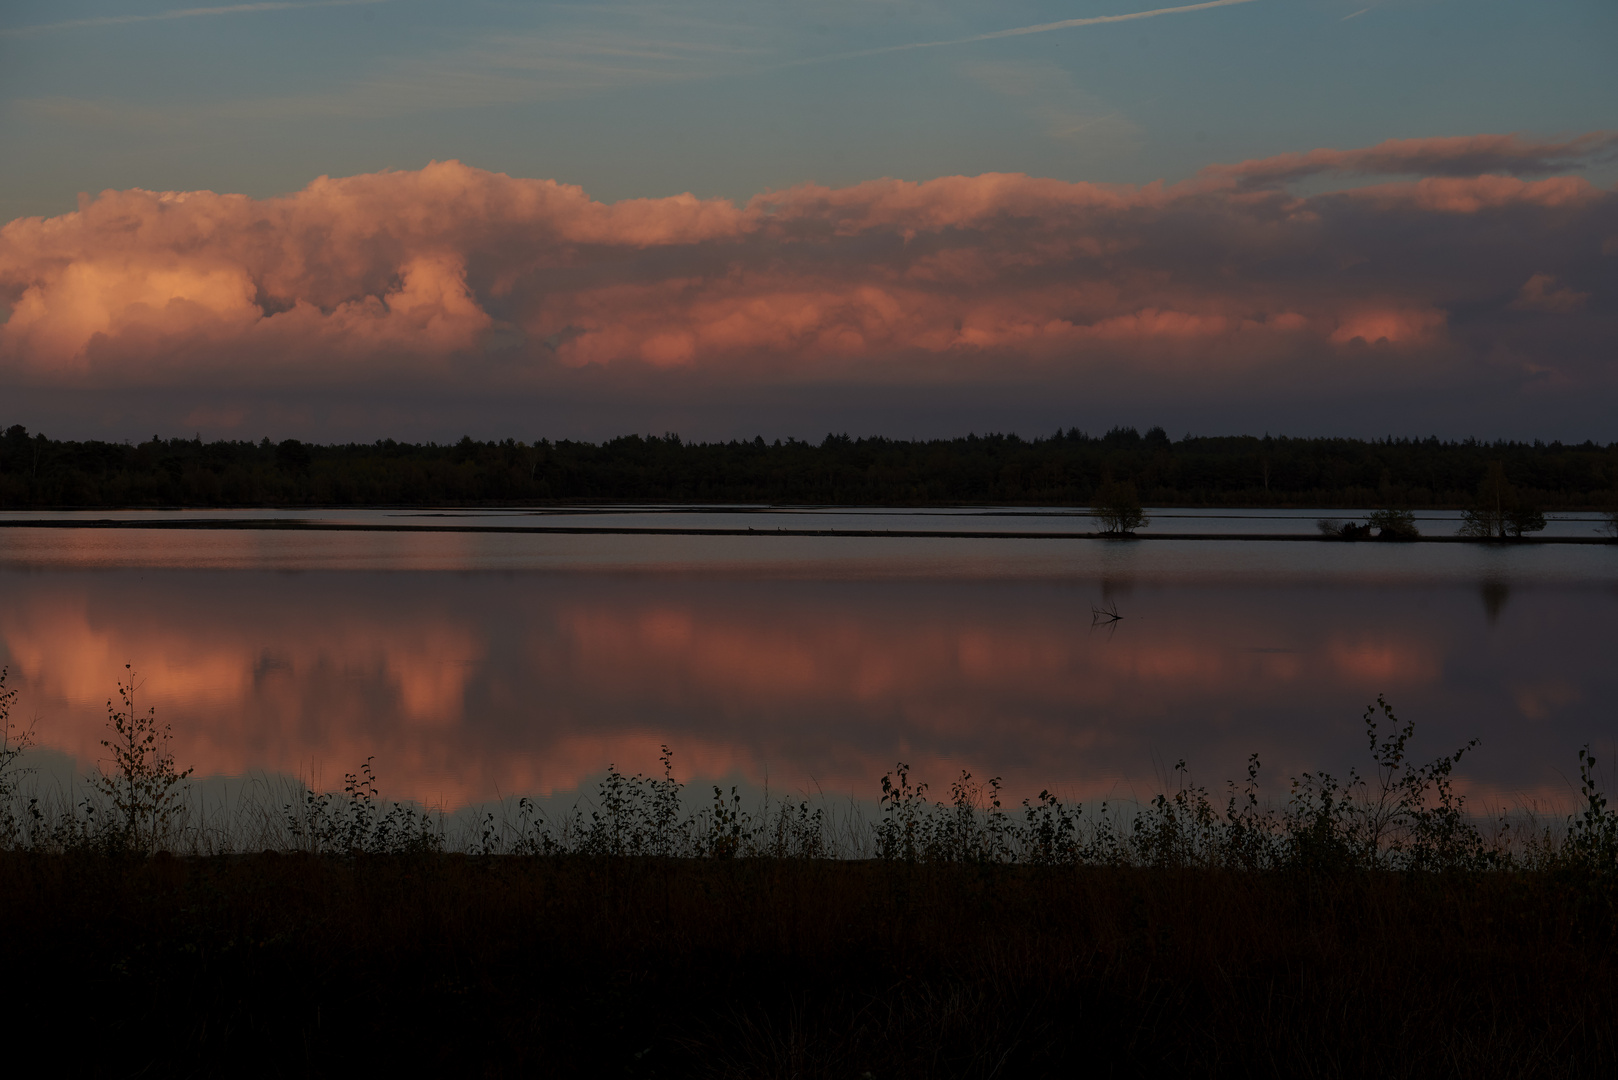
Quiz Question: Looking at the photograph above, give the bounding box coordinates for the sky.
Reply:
[0,0,1614,443]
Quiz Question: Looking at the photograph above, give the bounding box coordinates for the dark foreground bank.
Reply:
[6,853,1615,1079]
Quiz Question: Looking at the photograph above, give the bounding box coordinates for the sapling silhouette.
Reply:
[876,763,930,862]
[0,667,35,846]
[93,665,192,853]
[1567,748,1618,871]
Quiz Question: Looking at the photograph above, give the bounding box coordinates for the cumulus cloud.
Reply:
[0,133,1613,433]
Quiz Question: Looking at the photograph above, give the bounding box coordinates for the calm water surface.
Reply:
[1,508,1613,812]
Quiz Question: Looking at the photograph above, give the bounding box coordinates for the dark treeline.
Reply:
[3,422,1617,509]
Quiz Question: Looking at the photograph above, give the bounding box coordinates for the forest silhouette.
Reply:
[3,424,1616,511]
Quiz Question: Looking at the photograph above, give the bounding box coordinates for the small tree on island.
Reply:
[1369,508,1419,540]
[1093,481,1149,535]
[1505,504,1547,538]
[1458,462,1545,539]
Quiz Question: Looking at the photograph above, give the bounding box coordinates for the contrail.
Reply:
[788,0,1263,67]
[1,0,392,37]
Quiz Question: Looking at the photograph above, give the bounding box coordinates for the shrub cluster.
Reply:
[464,747,830,860]
[862,696,1613,876]
[283,756,442,855]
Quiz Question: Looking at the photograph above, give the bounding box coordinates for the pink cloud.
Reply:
[1509,273,1589,314]
[1344,175,1600,214]
[1329,307,1447,346]
[0,135,1612,398]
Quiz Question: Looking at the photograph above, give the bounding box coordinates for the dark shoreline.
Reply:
[0,516,1612,543]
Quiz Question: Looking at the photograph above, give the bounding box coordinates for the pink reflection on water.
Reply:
[0,570,1609,813]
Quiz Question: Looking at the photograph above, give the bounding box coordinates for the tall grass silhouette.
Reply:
[3,672,1614,879]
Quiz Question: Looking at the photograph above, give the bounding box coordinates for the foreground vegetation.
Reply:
[8,845,1617,1077]
[5,422,1618,512]
[3,670,1617,1075]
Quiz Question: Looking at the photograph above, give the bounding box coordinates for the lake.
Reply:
[1,507,1613,815]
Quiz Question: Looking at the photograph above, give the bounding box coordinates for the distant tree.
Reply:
[1316,518,1373,540]
[275,438,312,476]
[1505,504,1547,538]
[1093,481,1148,535]
[1458,508,1498,539]
[1369,508,1419,540]
[1459,462,1545,539]
[1459,462,1509,538]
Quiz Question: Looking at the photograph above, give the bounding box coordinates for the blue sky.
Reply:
[1,1,1614,442]
[3,0,1614,222]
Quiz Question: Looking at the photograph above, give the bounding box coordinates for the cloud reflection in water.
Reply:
[0,570,1610,812]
